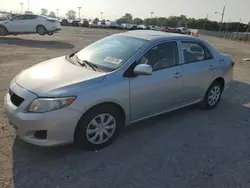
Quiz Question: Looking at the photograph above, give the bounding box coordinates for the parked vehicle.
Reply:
[117,24,125,29]
[100,20,107,28]
[0,14,7,21]
[149,25,157,30]
[60,19,69,26]
[0,14,61,36]
[137,24,147,30]
[4,30,233,150]
[71,20,80,27]
[91,21,99,28]
[81,20,89,27]
[130,25,138,30]
[108,21,118,29]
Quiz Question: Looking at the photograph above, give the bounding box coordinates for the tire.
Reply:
[201,81,223,109]
[0,26,8,36]
[74,104,123,150]
[47,32,54,35]
[36,25,47,35]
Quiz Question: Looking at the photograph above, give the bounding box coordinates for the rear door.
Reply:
[180,41,217,101]
[22,15,38,32]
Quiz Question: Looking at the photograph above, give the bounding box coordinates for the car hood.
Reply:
[15,56,106,96]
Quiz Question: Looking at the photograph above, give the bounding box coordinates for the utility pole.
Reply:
[150,12,154,18]
[203,14,208,30]
[20,2,24,14]
[27,0,30,11]
[100,12,103,20]
[56,9,59,18]
[78,7,81,20]
[215,5,225,36]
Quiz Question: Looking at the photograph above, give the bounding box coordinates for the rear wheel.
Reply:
[36,25,47,35]
[0,26,8,36]
[201,81,223,109]
[74,105,123,150]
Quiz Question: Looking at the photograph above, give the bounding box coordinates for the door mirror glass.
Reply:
[133,64,152,75]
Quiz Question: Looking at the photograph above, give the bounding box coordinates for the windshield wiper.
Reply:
[81,60,98,71]
[67,53,98,71]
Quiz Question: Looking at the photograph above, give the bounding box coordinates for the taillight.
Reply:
[46,19,56,23]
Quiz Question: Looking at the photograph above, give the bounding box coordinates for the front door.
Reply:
[5,15,25,32]
[129,41,185,121]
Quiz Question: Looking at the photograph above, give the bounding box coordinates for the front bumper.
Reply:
[4,83,81,146]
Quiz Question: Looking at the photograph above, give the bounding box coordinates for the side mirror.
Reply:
[133,64,152,75]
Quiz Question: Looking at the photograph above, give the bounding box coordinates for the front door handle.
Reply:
[209,64,215,69]
[173,72,183,78]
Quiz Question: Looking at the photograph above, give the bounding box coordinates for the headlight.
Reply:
[28,97,75,113]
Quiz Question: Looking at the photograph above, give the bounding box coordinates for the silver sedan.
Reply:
[4,30,233,150]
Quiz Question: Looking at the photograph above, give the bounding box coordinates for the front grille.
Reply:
[9,90,24,107]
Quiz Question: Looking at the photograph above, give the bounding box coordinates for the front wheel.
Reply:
[74,105,123,150]
[201,81,223,109]
[0,26,8,36]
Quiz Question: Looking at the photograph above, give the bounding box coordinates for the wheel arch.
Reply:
[36,24,47,30]
[78,101,127,127]
[0,25,8,31]
[202,77,225,99]
[213,77,225,91]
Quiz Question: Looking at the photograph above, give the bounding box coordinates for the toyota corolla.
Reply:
[4,30,233,150]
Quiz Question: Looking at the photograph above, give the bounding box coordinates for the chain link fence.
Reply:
[199,30,250,42]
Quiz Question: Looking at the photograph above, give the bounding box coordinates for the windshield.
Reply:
[77,35,147,70]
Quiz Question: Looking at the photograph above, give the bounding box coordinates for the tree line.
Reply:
[117,13,250,32]
[41,8,250,32]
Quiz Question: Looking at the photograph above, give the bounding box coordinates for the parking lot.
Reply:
[1,27,250,188]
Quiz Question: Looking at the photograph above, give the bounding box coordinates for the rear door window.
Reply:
[181,41,213,64]
[23,15,37,20]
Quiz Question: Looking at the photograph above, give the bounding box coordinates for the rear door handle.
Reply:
[209,64,215,69]
[173,72,183,78]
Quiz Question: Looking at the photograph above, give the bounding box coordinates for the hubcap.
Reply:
[0,28,6,35]
[208,85,221,106]
[38,27,45,34]
[86,113,116,144]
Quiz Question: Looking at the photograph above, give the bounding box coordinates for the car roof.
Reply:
[117,30,197,41]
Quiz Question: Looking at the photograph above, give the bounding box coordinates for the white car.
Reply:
[0,14,61,36]
[91,21,99,28]
[100,21,107,28]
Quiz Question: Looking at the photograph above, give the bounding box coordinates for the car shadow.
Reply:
[0,37,74,49]
[11,80,250,188]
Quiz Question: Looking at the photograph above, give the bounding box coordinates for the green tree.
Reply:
[117,13,133,24]
[66,10,76,20]
[133,18,143,25]
[41,8,48,16]
[48,11,56,18]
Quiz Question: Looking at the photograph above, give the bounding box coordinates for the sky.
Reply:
[1,0,250,23]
